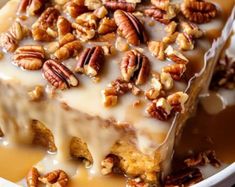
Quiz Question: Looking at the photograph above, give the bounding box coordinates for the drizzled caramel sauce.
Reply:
[174,104,235,163]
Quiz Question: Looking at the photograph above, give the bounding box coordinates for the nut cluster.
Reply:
[26,167,69,187]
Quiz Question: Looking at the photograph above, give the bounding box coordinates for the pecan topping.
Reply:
[105,1,136,12]
[57,16,72,39]
[101,155,120,175]
[98,17,117,35]
[181,22,203,38]
[164,167,203,187]
[145,7,171,24]
[148,41,166,60]
[28,85,44,101]
[165,46,189,64]
[72,13,98,41]
[184,150,221,168]
[151,0,169,11]
[13,45,45,70]
[160,72,173,90]
[121,50,150,85]
[32,7,60,41]
[114,10,148,46]
[54,33,82,60]
[176,33,194,51]
[18,0,45,15]
[211,54,235,89]
[75,46,104,77]
[145,75,163,100]
[42,59,79,89]
[94,6,108,19]
[66,1,89,18]
[167,91,188,113]
[26,167,40,187]
[0,22,28,52]
[163,64,186,81]
[165,21,177,35]
[181,0,217,24]
[102,78,135,107]
[146,98,172,121]
[39,169,69,187]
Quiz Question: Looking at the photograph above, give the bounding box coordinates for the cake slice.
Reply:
[0,0,234,186]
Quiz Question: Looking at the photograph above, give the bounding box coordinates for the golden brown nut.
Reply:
[26,167,40,187]
[163,64,186,81]
[114,10,148,46]
[98,18,117,35]
[105,1,136,12]
[181,0,217,23]
[148,41,165,60]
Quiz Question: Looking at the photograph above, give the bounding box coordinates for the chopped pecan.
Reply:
[144,4,178,24]
[57,16,72,39]
[75,46,104,77]
[94,6,108,19]
[115,36,129,52]
[101,155,120,175]
[26,167,40,187]
[114,10,148,46]
[184,150,221,168]
[39,170,69,187]
[160,72,173,90]
[0,22,28,52]
[151,0,169,11]
[167,91,188,113]
[72,13,98,41]
[98,17,117,35]
[32,7,60,42]
[121,50,150,85]
[105,1,136,12]
[181,22,203,38]
[28,85,44,101]
[42,59,79,89]
[164,167,203,187]
[85,0,102,10]
[181,0,217,23]
[54,34,82,60]
[66,1,89,18]
[146,98,172,121]
[126,178,149,187]
[102,45,115,56]
[13,45,45,70]
[145,75,162,100]
[211,54,235,89]
[162,32,178,44]
[165,21,177,35]
[18,0,45,15]
[148,41,165,60]
[163,64,186,81]
[165,46,189,64]
[102,78,133,107]
[176,33,194,51]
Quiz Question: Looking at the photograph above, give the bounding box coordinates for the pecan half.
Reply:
[0,22,28,52]
[54,33,82,60]
[181,0,217,23]
[39,170,69,187]
[114,10,148,46]
[32,7,60,41]
[75,46,104,77]
[26,167,40,187]
[165,46,189,64]
[13,45,45,70]
[121,50,150,85]
[163,64,186,81]
[146,98,172,121]
[105,1,136,12]
[145,3,178,24]
[42,59,79,89]
[18,0,45,15]
[164,167,203,187]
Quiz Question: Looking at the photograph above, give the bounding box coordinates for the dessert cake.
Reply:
[0,0,234,186]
